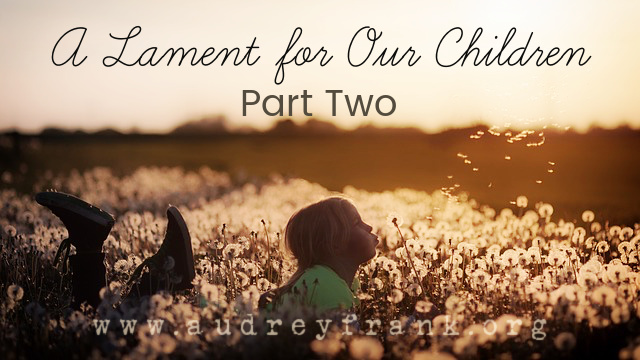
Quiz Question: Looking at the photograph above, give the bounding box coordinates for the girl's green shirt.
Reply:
[276,265,360,313]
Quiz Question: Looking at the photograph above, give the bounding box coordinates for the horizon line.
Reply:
[3,117,640,136]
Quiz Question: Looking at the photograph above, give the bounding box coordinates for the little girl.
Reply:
[261,197,379,313]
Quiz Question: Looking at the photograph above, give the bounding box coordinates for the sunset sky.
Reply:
[1,0,639,133]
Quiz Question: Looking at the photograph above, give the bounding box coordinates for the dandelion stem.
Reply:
[262,219,271,282]
[392,218,427,299]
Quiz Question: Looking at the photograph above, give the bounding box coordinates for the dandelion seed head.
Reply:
[406,283,422,297]
[388,289,404,304]
[349,337,384,360]
[7,284,24,302]
[311,338,342,358]
[538,203,554,217]
[596,241,610,254]
[114,259,129,273]
[4,225,17,237]
[415,300,433,313]
[516,196,528,208]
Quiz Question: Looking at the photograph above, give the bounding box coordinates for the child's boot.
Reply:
[35,191,115,253]
[35,191,115,308]
[69,252,108,308]
[128,206,195,297]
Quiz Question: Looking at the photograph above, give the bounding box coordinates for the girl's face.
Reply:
[344,205,379,264]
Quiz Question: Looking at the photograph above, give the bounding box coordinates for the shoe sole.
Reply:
[167,206,196,284]
[35,191,115,227]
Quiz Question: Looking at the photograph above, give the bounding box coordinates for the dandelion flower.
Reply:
[577,272,598,288]
[242,285,261,304]
[453,336,477,357]
[223,243,242,259]
[547,250,566,267]
[415,300,433,313]
[620,227,634,240]
[582,210,595,223]
[349,337,384,360]
[237,272,250,287]
[611,305,631,324]
[445,295,465,312]
[128,213,142,227]
[516,196,528,208]
[591,285,617,306]
[527,247,542,263]
[388,289,404,304]
[406,283,422,297]
[395,247,408,259]
[311,338,342,358]
[99,286,121,305]
[609,226,622,239]
[451,268,463,280]
[257,278,272,292]
[4,225,17,237]
[596,241,610,254]
[606,264,628,283]
[373,278,384,291]
[237,236,251,250]
[201,283,219,303]
[244,263,259,277]
[382,259,398,272]
[501,249,519,267]
[538,203,554,217]
[472,269,489,285]
[7,284,24,302]
[114,259,129,273]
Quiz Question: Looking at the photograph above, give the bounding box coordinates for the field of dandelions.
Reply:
[1,166,640,359]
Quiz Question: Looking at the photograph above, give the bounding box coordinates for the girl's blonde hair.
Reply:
[260,197,356,309]
[285,196,355,270]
